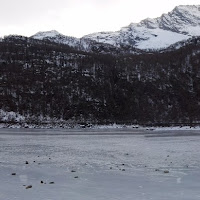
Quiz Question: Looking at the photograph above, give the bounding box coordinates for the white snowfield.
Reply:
[1,128,200,200]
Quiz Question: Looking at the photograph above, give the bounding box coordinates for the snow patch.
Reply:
[0,109,25,123]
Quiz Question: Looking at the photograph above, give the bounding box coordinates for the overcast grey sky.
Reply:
[0,0,200,38]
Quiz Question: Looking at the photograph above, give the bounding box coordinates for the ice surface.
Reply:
[1,128,200,200]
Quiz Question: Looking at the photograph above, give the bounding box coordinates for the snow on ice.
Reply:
[1,128,200,200]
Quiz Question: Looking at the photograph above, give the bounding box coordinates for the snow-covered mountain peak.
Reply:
[132,5,200,32]
[157,5,200,34]
[32,30,63,40]
[31,30,84,49]
[174,5,200,13]
[83,5,200,50]
[137,18,159,29]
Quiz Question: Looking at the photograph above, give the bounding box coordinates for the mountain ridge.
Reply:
[83,5,200,50]
[29,5,200,52]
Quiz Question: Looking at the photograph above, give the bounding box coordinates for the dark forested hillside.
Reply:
[1,36,200,124]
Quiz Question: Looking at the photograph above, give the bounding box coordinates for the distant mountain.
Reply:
[31,30,143,54]
[32,30,80,47]
[30,5,200,52]
[31,30,117,53]
[32,30,92,51]
[83,5,200,50]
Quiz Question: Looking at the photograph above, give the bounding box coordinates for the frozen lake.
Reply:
[1,128,200,200]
